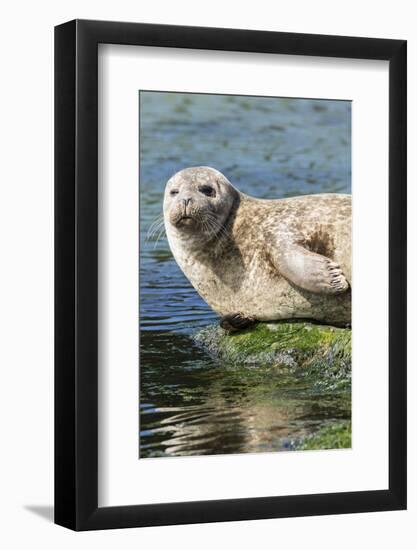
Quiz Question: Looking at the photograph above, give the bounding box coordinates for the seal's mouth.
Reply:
[175,215,196,227]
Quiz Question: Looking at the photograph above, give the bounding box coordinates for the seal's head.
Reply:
[163,167,238,243]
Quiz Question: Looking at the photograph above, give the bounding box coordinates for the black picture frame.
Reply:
[55,19,407,531]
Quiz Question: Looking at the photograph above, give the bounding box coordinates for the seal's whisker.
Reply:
[147,224,165,241]
[147,226,166,243]
[204,219,219,242]
[146,220,164,238]
[146,214,165,241]
[204,215,230,241]
[205,219,229,246]
[153,225,166,249]
[205,223,226,243]
[205,218,223,238]
[147,217,164,232]
[203,211,229,232]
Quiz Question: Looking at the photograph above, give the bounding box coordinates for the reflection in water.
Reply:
[139,92,351,458]
[140,333,350,457]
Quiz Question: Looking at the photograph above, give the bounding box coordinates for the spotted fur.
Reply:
[163,167,351,326]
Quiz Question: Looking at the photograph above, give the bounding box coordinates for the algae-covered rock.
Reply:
[193,321,351,391]
[296,421,352,450]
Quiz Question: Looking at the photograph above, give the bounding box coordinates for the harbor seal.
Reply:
[163,166,351,331]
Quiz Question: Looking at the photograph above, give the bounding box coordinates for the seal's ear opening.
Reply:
[223,188,240,230]
[228,183,241,206]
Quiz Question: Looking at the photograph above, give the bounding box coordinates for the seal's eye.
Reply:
[199,185,216,197]
[170,189,179,196]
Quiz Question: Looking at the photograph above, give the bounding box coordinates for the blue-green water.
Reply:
[139,92,351,458]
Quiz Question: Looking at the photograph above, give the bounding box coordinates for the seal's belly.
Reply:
[198,268,305,320]
[187,257,350,325]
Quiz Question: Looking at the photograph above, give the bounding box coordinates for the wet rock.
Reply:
[193,321,351,391]
[295,421,352,450]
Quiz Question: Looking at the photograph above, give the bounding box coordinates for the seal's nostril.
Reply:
[183,198,192,207]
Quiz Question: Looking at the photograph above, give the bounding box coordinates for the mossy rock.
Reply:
[193,321,351,391]
[296,421,352,450]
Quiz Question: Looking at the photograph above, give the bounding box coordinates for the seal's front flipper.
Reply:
[220,313,256,333]
[278,245,349,295]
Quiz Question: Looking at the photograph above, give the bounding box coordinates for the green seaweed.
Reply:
[296,421,352,450]
[193,321,351,392]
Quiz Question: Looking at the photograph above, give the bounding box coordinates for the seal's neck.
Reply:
[166,223,228,260]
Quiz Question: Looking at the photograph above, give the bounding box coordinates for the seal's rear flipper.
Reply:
[220,313,257,333]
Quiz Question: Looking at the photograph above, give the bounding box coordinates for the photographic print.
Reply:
[139,91,351,459]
